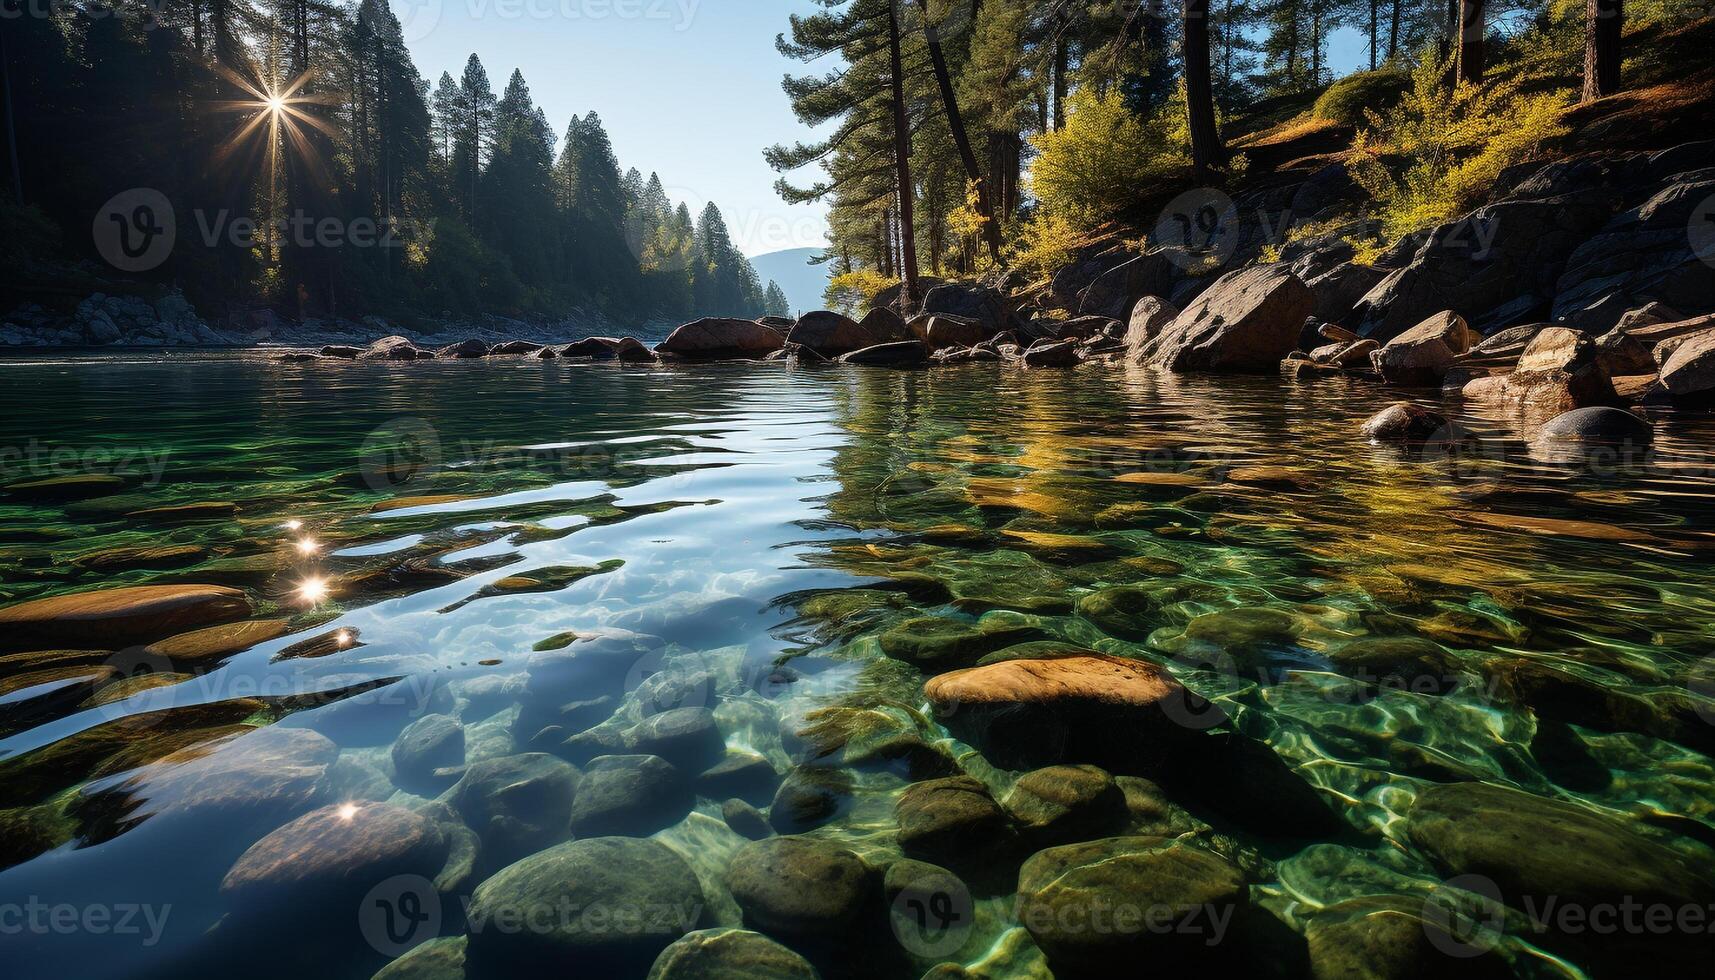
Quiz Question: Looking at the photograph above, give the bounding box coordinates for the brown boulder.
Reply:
[1372,311,1478,385]
[656,319,785,360]
[358,336,434,361]
[1124,296,1179,356]
[923,655,1221,772]
[1138,265,1315,372]
[785,311,873,357]
[857,306,912,343]
[1022,340,1080,368]
[1461,327,1616,411]
[220,802,448,913]
[1659,329,1715,400]
[1360,402,1450,442]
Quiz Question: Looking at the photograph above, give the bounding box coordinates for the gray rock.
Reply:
[445,753,579,869]
[568,754,692,838]
[726,836,872,937]
[1536,407,1653,445]
[1139,265,1316,373]
[656,319,785,360]
[647,929,818,980]
[465,837,706,974]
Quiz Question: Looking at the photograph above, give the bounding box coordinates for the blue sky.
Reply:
[397,1,1373,257]
[399,0,830,257]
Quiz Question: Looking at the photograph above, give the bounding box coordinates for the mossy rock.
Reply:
[895,776,1018,873]
[726,836,873,938]
[1003,765,1128,846]
[465,837,705,975]
[1326,637,1461,696]
[877,617,1047,671]
[1075,586,1176,641]
[1016,836,1248,973]
[646,928,819,980]
[975,640,1107,667]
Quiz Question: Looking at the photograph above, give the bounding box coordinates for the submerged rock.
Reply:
[877,617,1045,671]
[1305,896,1513,980]
[1002,765,1128,847]
[720,799,774,841]
[1535,406,1654,445]
[568,754,693,838]
[445,753,579,870]
[1407,782,1715,915]
[647,928,819,980]
[391,713,466,790]
[768,766,853,834]
[465,837,705,974]
[372,936,469,980]
[697,751,780,805]
[1015,836,1249,972]
[1326,637,1461,695]
[1075,586,1172,641]
[923,655,1221,773]
[220,802,449,920]
[726,836,873,938]
[1359,402,1449,442]
[894,776,1017,873]
[0,584,252,652]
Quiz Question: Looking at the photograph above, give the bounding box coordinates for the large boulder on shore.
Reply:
[785,311,872,357]
[922,655,1221,773]
[358,335,434,360]
[1123,296,1179,356]
[1552,174,1715,332]
[1078,252,1179,319]
[1354,196,1615,341]
[656,319,785,360]
[1138,265,1315,373]
[922,284,1009,333]
[1658,328,1715,400]
[1371,310,1477,385]
[1460,327,1616,411]
[857,306,912,344]
[909,314,987,350]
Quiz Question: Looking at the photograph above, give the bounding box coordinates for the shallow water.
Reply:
[1,354,1713,979]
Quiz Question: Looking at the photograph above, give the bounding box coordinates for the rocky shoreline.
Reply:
[255,139,1715,438]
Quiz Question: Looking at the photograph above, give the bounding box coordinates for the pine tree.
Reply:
[453,54,496,219]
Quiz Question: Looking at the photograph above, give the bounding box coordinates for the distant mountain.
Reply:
[749,247,832,317]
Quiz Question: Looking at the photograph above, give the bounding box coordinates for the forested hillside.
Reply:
[0,0,791,326]
[772,0,1711,311]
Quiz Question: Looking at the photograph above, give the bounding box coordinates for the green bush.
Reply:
[1313,70,1412,127]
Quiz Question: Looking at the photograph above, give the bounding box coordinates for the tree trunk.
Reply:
[0,17,22,206]
[1458,0,1485,84]
[1184,0,1226,176]
[886,0,920,312]
[1052,13,1069,131]
[1389,0,1400,58]
[1369,0,1379,70]
[913,0,1002,263]
[1582,0,1623,102]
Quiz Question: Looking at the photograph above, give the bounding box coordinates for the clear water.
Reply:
[1,354,1713,979]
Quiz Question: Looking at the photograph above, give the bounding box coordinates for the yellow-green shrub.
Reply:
[1348,53,1570,246]
[824,269,899,317]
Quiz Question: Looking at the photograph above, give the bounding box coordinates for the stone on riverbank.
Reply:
[1371,310,1477,385]
[1534,406,1653,445]
[1124,296,1180,356]
[656,319,786,360]
[358,336,435,360]
[786,311,872,357]
[1461,327,1616,411]
[1139,266,1315,373]
[1658,328,1715,400]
